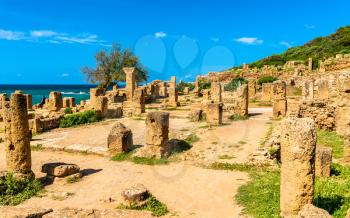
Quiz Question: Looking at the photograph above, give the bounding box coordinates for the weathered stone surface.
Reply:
[48,92,63,112]
[248,79,256,99]
[25,94,33,110]
[145,112,169,147]
[315,146,332,177]
[183,87,190,95]
[297,204,332,218]
[168,87,178,106]
[42,162,80,177]
[280,118,316,217]
[210,81,222,102]
[0,207,53,218]
[261,83,273,101]
[132,88,145,116]
[90,88,104,106]
[272,81,287,118]
[124,67,136,101]
[188,108,203,122]
[299,100,335,131]
[233,84,248,117]
[107,122,133,154]
[302,80,314,100]
[122,184,149,204]
[205,102,223,125]
[94,96,108,117]
[3,93,32,175]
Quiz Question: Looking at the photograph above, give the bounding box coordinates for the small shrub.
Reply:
[229,114,248,121]
[66,177,81,184]
[132,157,168,165]
[64,107,73,115]
[257,76,278,85]
[59,110,102,128]
[185,133,200,145]
[224,77,248,91]
[31,144,43,151]
[198,79,211,92]
[111,152,133,162]
[0,173,43,205]
[117,194,168,217]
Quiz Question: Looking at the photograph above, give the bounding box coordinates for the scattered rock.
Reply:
[0,207,53,218]
[42,163,80,177]
[107,122,133,155]
[298,204,332,218]
[122,184,149,205]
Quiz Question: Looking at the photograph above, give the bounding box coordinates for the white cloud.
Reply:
[0,29,25,40]
[211,38,220,42]
[235,37,263,45]
[30,30,59,38]
[305,24,316,29]
[54,34,102,44]
[155,31,167,38]
[59,73,70,77]
[280,41,293,48]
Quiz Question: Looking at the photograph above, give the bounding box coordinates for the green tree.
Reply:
[82,44,148,89]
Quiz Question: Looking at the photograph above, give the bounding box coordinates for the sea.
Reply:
[0,84,98,104]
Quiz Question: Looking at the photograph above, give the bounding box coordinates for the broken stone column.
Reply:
[316,79,329,100]
[132,88,145,116]
[108,122,133,155]
[144,112,169,157]
[335,71,350,138]
[90,88,104,106]
[302,80,314,100]
[280,117,316,217]
[183,87,190,95]
[272,81,287,118]
[69,97,76,107]
[210,81,222,102]
[261,83,273,101]
[205,102,223,125]
[315,146,332,177]
[169,76,176,88]
[63,97,71,108]
[168,87,178,106]
[94,96,108,117]
[308,57,313,73]
[3,93,33,176]
[25,94,33,110]
[248,79,256,99]
[48,91,63,111]
[233,84,248,117]
[124,67,136,101]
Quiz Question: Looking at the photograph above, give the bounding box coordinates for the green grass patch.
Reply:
[317,130,344,158]
[185,133,200,145]
[111,152,168,165]
[31,144,43,151]
[59,110,102,128]
[0,173,43,205]
[117,195,168,217]
[229,114,248,121]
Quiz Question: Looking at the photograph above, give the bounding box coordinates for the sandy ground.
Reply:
[0,105,272,217]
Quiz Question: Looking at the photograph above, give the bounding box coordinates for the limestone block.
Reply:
[107,122,133,154]
[315,146,332,177]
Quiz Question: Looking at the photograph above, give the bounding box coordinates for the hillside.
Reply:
[246,25,350,69]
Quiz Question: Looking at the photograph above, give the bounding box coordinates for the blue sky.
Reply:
[0,0,350,84]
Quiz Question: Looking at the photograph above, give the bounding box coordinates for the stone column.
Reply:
[48,91,63,111]
[315,146,332,177]
[169,76,176,88]
[261,83,273,101]
[302,80,314,100]
[69,97,76,107]
[234,84,248,117]
[272,81,287,118]
[280,117,316,217]
[168,87,178,106]
[25,94,33,110]
[63,97,71,108]
[316,79,329,100]
[308,58,313,73]
[124,67,136,101]
[248,79,256,99]
[94,96,108,117]
[133,88,145,116]
[183,87,190,95]
[211,81,222,102]
[205,103,223,125]
[3,93,33,176]
[146,111,169,148]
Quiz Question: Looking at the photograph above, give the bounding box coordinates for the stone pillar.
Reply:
[146,112,169,147]
[94,96,108,117]
[261,83,273,101]
[335,72,350,138]
[308,58,313,73]
[48,91,63,111]
[124,67,136,101]
[183,87,190,95]
[63,97,70,108]
[315,146,332,177]
[169,76,176,88]
[316,79,329,100]
[158,82,167,97]
[302,80,314,100]
[272,81,287,118]
[210,81,222,102]
[280,118,316,217]
[205,103,223,125]
[90,88,104,106]
[194,76,200,93]
[25,94,33,110]
[3,93,33,176]
[202,90,211,100]
[234,84,248,117]
[133,88,145,116]
[168,87,178,106]
[108,122,133,155]
[248,79,256,99]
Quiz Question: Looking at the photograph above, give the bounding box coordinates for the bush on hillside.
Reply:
[257,76,278,85]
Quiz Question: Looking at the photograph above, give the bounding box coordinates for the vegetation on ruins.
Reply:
[64,107,73,115]
[116,194,169,217]
[0,173,43,206]
[111,152,169,165]
[257,76,278,85]
[224,77,247,91]
[229,114,248,121]
[247,25,350,69]
[211,162,350,218]
[317,130,344,159]
[198,78,211,92]
[59,110,102,128]
[82,44,148,90]
[176,81,195,92]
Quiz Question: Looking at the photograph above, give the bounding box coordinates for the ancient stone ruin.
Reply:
[108,122,133,155]
[272,80,287,118]
[124,67,136,101]
[48,91,63,112]
[280,117,316,217]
